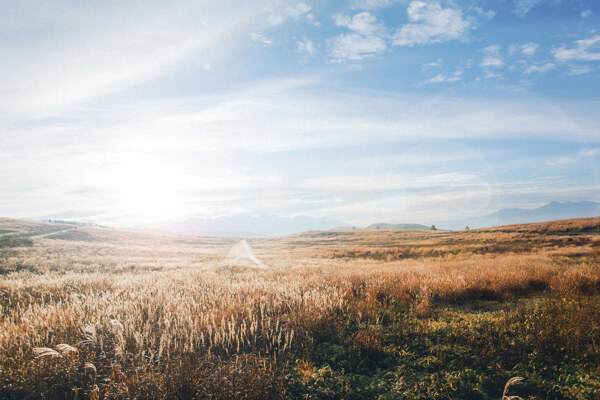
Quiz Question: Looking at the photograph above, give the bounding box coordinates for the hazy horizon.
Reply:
[1,0,599,227]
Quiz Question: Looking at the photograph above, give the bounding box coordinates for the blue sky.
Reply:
[1,0,599,226]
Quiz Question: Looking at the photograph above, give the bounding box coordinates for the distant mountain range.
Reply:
[129,215,348,237]
[119,200,600,237]
[364,223,430,230]
[440,201,600,230]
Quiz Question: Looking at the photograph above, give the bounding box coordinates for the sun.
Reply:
[111,154,182,223]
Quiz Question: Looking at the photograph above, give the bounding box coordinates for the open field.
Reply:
[1,217,599,399]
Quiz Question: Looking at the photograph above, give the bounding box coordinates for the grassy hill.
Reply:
[0,217,599,399]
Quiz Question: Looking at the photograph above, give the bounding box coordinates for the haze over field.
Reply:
[1,0,599,227]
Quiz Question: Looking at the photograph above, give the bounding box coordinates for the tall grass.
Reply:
[0,217,598,398]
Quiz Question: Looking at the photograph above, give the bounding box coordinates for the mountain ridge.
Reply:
[440,200,600,230]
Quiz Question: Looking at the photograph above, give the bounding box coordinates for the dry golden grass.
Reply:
[0,217,599,398]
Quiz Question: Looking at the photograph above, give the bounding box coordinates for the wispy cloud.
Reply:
[297,37,317,55]
[350,0,398,10]
[481,46,503,68]
[285,2,312,19]
[521,42,539,56]
[579,148,600,157]
[425,70,462,84]
[513,0,543,18]
[268,1,313,24]
[251,32,273,45]
[0,1,294,120]
[568,65,592,75]
[523,62,554,74]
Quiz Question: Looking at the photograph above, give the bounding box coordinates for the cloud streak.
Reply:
[0,0,299,120]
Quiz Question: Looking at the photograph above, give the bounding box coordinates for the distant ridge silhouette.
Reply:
[441,201,600,230]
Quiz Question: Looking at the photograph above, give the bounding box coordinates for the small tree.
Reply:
[465,226,470,230]
[430,225,436,231]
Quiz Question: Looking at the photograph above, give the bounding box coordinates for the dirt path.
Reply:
[30,228,77,238]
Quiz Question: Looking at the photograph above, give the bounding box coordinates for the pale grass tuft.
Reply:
[85,361,97,382]
[502,376,524,400]
[84,362,97,373]
[33,347,62,358]
[110,319,124,330]
[82,324,98,346]
[55,343,78,354]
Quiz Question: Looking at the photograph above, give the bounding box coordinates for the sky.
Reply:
[1,0,599,227]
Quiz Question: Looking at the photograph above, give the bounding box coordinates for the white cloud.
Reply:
[523,62,554,74]
[481,45,503,68]
[521,42,538,56]
[392,1,472,46]
[334,12,384,36]
[285,2,312,19]
[330,34,387,61]
[425,70,462,84]
[483,71,502,79]
[422,60,443,70]
[481,57,503,68]
[297,37,316,55]
[579,148,600,157]
[552,35,600,61]
[268,2,312,24]
[568,65,592,75]
[581,10,593,18]
[330,2,482,60]
[350,0,397,10]
[546,148,600,166]
[513,0,543,18]
[483,45,501,53]
[474,7,496,19]
[330,12,387,61]
[251,32,273,45]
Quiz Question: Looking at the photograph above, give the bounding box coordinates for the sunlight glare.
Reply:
[112,154,183,222]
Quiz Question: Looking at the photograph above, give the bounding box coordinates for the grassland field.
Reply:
[0,217,599,399]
